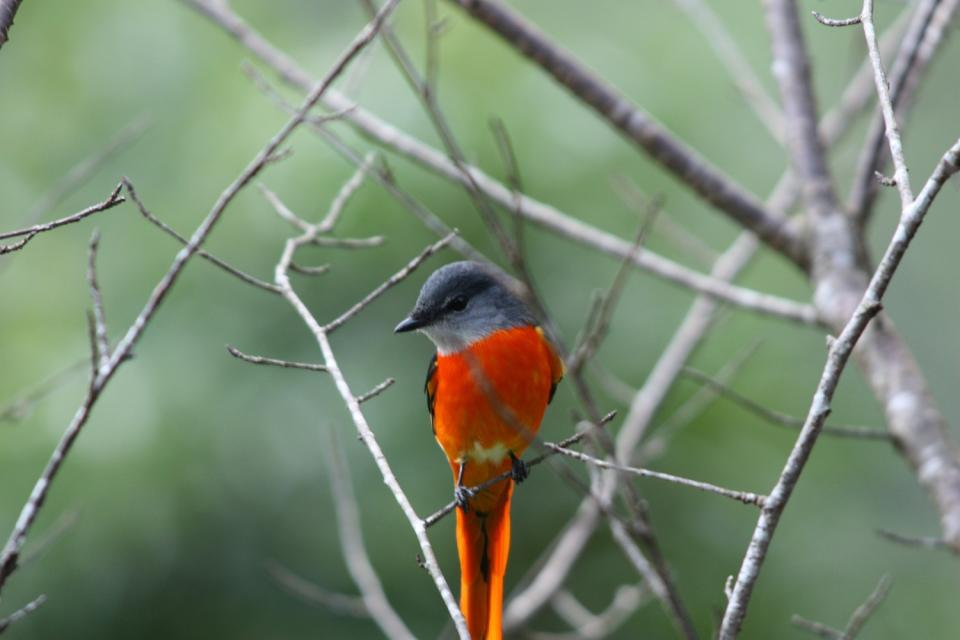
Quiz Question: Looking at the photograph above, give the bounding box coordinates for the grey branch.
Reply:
[446,0,807,267]
[324,427,416,640]
[127,179,281,294]
[811,11,861,27]
[19,116,149,230]
[680,367,891,441]
[860,0,914,209]
[673,0,785,144]
[86,231,110,374]
[0,0,395,601]
[848,0,958,223]
[324,232,457,333]
[719,137,960,638]
[266,561,369,617]
[186,0,820,327]
[269,183,467,634]
[226,345,328,372]
[792,575,892,639]
[0,184,125,254]
[356,378,396,405]
[545,443,767,507]
[876,528,955,552]
[0,594,46,635]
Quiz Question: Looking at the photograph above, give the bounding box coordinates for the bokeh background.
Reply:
[1,0,958,637]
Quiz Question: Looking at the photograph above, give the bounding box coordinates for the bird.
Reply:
[395,260,563,640]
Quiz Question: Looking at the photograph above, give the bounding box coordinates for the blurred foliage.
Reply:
[1,0,959,638]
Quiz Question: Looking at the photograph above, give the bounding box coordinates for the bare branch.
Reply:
[719,138,960,637]
[673,0,785,143]
[0,0,397,600]
[289,262,330,276]
[269,192,467,635]
[126,179,282,294]
[323,232,457,333]
[849,0,958,223]
[0,594,46,635]
[18,117,149,229]
[266,561,369,617]
[876,528,955,552]
[532,584,648,640]
[680,367,891,441]
[324,427,416,640]
[545,443,767,507]
[356,378,395,405]
[791,575,892,639]
[196,1,818,326]
[844,575,892,638]
[860,0,914,209]
[447,0,807,266]
[0,359,86,424]
[0,183,125,254]
[226,345,328,372]
[791,615,844,639]
[811,11,861,27]
[86,230,110,374]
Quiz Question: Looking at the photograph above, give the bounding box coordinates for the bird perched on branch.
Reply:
[396,260,563,640]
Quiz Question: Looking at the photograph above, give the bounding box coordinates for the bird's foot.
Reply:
[454,485,476,511]
[509,451,529,484]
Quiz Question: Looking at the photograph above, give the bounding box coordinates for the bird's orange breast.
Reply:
[431,326,560,486]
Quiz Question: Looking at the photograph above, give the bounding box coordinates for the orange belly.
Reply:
[432,326,557,505]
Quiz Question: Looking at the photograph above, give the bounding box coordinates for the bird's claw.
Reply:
[509,452,529,484]
[455,485,476,511]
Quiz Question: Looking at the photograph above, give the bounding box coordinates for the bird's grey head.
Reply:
[394,261,537,354]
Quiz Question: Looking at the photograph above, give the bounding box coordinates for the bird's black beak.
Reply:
[394,314,426,333]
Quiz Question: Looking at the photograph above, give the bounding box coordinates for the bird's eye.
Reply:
[445,295,468,312]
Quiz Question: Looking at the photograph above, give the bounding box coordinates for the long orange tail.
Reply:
[456,481,513,640]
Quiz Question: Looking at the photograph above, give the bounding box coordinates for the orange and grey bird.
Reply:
[395,261,563,640]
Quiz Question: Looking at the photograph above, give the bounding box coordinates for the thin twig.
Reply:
[791,575,893,639]
[848,0,956,223]
[719,138,960,637]
[811,11,861,27]
[266,561,369,617]
[791,615,844,639]
[323,232,457,333]
[0,0,398,599]
[86,231,110,374]
[860,0,914,209]
[208,3,819,326]
[19,116,149,228]
[0,594,46,635]
[356,378,396,404]
[323,426,416,640]
[0,184,125,256]
[226,345,328,372]
[125,178,282,294]
[876,528,955,552]
[674,0,785,143]
[546,444,766,507]
[0,359,87,424]
[680,367,891,441]
[844,575,892,638]
[447,0,807,267]
[270,179,468,636]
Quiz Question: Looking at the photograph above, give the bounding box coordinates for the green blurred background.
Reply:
[1,0,958,637]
